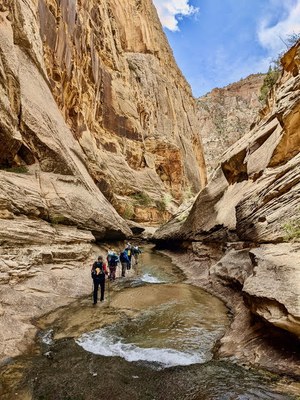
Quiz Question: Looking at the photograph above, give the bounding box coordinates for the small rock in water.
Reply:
[44,351,53,359]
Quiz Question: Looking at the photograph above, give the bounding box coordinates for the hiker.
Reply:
[119,249,130,277]
[107,250,119,281]
[91,255,108,304]
[132,245,142,264]
[125,243,132,269]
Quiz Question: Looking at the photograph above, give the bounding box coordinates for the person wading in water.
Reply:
[91,256,108,304]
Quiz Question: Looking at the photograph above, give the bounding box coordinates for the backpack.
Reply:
[120,251,129,263]
[92,261,104,279]
[133,246,141,255]
[109,254,119,267]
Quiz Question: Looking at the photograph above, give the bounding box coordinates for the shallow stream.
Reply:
[0,245,298,399]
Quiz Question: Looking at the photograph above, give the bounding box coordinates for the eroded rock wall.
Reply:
[38,0,207,222]
[155,43,300,343]
[0,0,207,361]
[197,74,265,175]
[0,1,132,239]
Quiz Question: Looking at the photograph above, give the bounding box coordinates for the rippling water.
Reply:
[140,272,165,283]
[76,245,229,369]
[1,245,298,400]
[76,286,228,368]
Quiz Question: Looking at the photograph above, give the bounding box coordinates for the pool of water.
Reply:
[76,282,228,368]
[0,245,298,400]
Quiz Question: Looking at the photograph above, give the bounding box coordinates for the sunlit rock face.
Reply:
[156,43,300,244]
[0,0,207,360]
[197,74,265,175]
[37,0,207,223]
[0,1,132,239]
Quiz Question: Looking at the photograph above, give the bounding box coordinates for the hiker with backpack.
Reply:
[91,255,108,304]
[107,250,119,281]
[125,243,132,269]
[119,249,130,277]
[132,245,142,265]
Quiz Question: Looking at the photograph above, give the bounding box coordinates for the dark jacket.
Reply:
[107,254,119,267]
[120,251,130,263]
[91,261,107,281]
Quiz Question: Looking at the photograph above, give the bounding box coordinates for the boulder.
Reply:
[210,249,253,288]
[243,244,300,337]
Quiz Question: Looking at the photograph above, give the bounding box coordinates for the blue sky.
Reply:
[153,0,300,97]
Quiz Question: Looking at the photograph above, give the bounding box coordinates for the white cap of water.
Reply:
[76,328,205,368]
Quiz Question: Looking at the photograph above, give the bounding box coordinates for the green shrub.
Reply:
[259,33,300,104]
[155,199,166,212]
[49,214,68,224]
[182,185,195,201]
[122,204,134,219]
[176,210,189,223]
[283,219,300,241]
[0,165,28,173]
[155,193,172,212]
[259,66,280,104]
[131,191,151,206]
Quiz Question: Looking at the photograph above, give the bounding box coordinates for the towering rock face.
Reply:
[197,74,265,175]
[155,43,300,340]
[0,0,206,361]
[38,0,207,222]
[0,0,132,240]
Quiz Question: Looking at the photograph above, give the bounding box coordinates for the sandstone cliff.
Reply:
[155,42,300,352]
[38,0,207,223]
[197,74,265,175]
[0,0,207,361]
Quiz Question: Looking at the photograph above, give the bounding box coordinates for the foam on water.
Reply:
[76,328,204,368]
[40,329,54,345]
[140,273,165,284]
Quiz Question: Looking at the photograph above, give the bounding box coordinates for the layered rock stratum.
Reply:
[155,42,300,369]
[38,0,207,220]
[0,0,207,361]
[197,74,265,175]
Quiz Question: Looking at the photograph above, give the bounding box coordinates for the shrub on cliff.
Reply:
[259,66,280,104]
[259,33,300,104]
[283,219,300,241]
[131,192,152,207]
[0,165,28,173]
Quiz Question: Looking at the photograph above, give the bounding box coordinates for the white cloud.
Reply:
[258,0,300,54]
[153,0,198,31]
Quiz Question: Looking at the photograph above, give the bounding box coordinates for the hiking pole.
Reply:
[107,276,110,307]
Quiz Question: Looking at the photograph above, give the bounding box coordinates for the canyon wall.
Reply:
[197,74,265,175]
[155,42,300,367]
[0,0,207,361]
[38,0,207,222]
